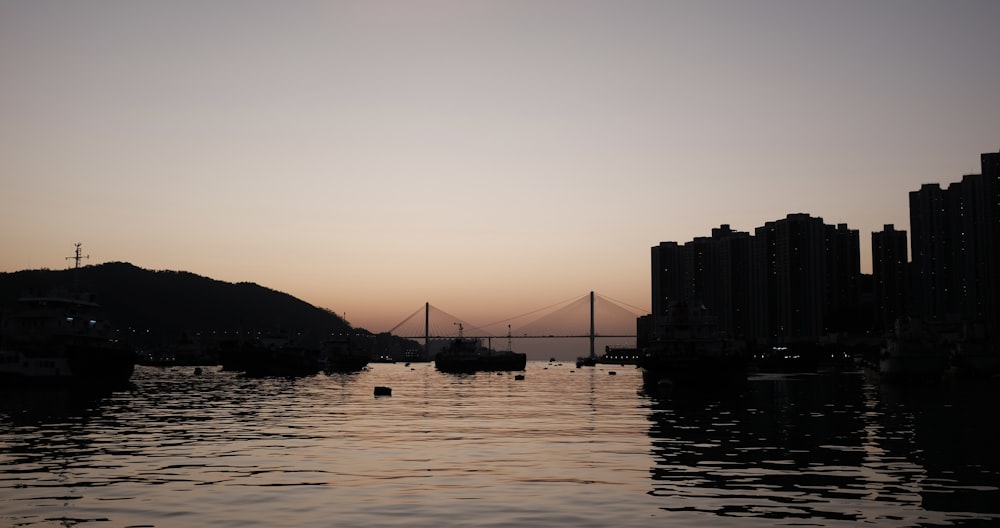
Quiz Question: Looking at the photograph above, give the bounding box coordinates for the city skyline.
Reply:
[2,1,999,336]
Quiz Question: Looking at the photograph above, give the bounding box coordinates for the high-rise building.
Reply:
[650,225,753,338]
[909,183,950,320]
[871,224,908,332]
[981,151,1000,338]
[691,226,753,339]
[650,241,683,318]
[909,165,996,325]
[825,223,861,334]
[653,214,851,346]
[710,225,754,340]
[753,214,827,343]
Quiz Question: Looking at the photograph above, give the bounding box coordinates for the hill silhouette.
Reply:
[0,262,358,348]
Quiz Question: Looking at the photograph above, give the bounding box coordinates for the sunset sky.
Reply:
[2,1,999,342]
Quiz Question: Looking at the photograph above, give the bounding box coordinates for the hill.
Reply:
[0,262,354,348]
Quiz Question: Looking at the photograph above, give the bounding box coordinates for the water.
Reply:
[2,363,999,527]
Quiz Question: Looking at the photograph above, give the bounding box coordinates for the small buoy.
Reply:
[374,386,392,397]
[609,371,617,376]
[514,374,525,380]
[193,367,202,375]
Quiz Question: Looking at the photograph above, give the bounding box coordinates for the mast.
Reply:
[66,242,89,291]
[589,291,595,359]
[66,242,89,269]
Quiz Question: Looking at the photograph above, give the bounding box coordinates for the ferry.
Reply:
[0,290,135,387]
[0,245,135,387]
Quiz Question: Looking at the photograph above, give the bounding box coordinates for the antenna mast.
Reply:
[66,243,89,269]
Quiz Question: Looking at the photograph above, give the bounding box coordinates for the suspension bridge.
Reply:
[386,291,648,359]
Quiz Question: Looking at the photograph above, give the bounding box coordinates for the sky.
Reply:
[2,0,999,345]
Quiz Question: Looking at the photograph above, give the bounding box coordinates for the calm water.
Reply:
[2,363,999,527]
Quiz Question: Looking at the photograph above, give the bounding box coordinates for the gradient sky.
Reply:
[2,0,999,338]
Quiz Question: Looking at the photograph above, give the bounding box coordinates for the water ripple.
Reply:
[2,366,999,527]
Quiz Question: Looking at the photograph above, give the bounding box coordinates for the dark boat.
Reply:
[950,323,1000,378]
[876,317,949,383]
[575,356,596,367]
[435,324,526,373]
[221,333,324,377]
[321,335,370,373]
[578,346,639,367]
[0,246,135,388]
[597,345,639,365]
[638,300,747,393]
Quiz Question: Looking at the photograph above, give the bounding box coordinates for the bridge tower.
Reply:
[589,291,595,359]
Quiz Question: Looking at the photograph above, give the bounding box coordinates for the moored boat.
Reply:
[598,345,639,365]
[222,333,324,377]
[877,317,949,382]
[1,245,135,388]
[435,324,526,373]
[638,300,747,393]
[575,356,596,368]
[0,292,135,387]
[321,334,370,373]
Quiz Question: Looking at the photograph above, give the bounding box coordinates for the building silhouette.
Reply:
[652,214,858,346]
[871,224,908,332]
[824,222,862,335]
[648,150,1000,350]
[908,151,1000,340]
[752,214,833,344]
[981,151,1000,339]
[650,225,753,340]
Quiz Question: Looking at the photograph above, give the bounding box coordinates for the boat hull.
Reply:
[435,351,527,373]
[0,341,136,388]
[233,344,324,377]
[639,340,748,393]
[434,336,526,373]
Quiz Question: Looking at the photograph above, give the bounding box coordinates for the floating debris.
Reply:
[374,386,392,397]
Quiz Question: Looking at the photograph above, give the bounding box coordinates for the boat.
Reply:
[321,334,370,373]
[877,317,949,382]
[0,273,136,387]
[638,300,747,392]
[577,346,639,367]
[598,345,639,365]
[948,322,1000,379]
[222,333,324,377]
[435,324,526,373]
[575,356,596,368]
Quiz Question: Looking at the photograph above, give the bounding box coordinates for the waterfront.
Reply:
[2,363,999,527]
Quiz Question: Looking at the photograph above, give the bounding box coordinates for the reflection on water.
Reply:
[648,372,1000,527]
[1,365,999,527]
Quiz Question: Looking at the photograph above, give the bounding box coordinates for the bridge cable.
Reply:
[387,305,427,335]
[594,292,650,315]
[479,292,589,330]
